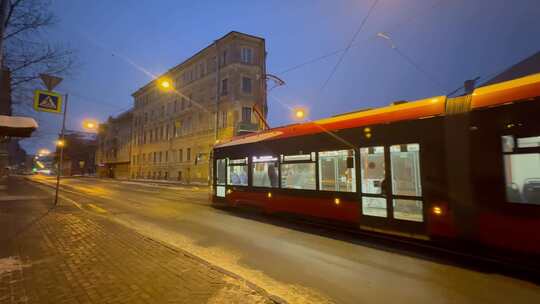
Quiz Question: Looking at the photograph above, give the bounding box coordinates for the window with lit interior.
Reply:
[390,144,423,222]
[502,135,540,205]
[227,158,248,186]
[280,153,316,190]
[318,149,356,192]
[216,159,226,185]
[360,146,387,217]
[252,156,279,188]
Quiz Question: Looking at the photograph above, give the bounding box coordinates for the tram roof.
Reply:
[215,73,540,149]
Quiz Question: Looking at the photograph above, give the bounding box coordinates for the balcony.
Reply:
[235,121,259,135]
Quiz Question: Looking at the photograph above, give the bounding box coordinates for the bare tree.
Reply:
[3,0,76,108]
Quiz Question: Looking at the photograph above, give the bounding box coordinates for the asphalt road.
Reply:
[27,175,540,304]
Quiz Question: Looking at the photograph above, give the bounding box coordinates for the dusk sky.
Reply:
[20,0,540,153]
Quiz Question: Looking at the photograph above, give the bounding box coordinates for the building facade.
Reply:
[58,131,97,176]
[130,31,267,184]
[96,110,132,178]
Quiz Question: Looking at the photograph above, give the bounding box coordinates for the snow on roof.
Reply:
[0,115,38,137]
[0,115,38,129]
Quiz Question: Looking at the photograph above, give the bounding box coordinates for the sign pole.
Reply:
[54,93,68,206]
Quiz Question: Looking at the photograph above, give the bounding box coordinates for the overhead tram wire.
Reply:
[276,0,446,76]
[318,0,380,94]
[294,0,381,150]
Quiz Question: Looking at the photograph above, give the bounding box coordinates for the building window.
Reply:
[221,78,228,95]
[280,153,316,190]
[252,156,279,188]
[318,149,356,192]
[174,100,178,112]
[188,94,192,108]
[187,148,191,162]
[241,47,253,64]
[165,151,168,162]
[179,149,183,162]
[241,107,251,122]
[181,98,186,110]
[220,50,227,66]
[228,158,248,186]
[502,135,540,205]
[242,77,252,94]
[199,62,205,78]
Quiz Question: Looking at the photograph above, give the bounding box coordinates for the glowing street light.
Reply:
[38,148,51,156]
[293,107,307,121]
[82,119,99,132]
[158,78,173,91]
[56,139,65,147]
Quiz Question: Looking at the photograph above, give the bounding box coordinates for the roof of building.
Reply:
[132,31,265,97]
[215,73,540,149]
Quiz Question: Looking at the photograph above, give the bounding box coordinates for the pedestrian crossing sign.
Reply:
[34,90,62,113]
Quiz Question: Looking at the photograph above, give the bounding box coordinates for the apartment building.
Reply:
[96,110,133,178]
[130,31,267,183]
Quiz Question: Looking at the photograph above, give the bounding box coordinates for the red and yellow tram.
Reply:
[212,73,540,255]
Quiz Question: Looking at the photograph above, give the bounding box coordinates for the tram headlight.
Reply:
[227,189,232,195]
[334,198,340,205]
[432,206,443,216]
[267,192,272,198]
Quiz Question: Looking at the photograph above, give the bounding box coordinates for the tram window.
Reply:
[390,144,422,196]
[360,147,385,194]
[393,199,423,222]
[502,135,540,205]
[362,197,387,218]
[252,156,279,188]
[216,159,226,185]
[281,163,316,190]
[517,136,540,148]
[318,150,356,192]
[228,158,248,186]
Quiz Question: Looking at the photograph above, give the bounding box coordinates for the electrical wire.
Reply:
[276,0,447,76]
[317,0,380,94]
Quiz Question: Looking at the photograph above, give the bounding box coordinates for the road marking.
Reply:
[87,203,107,213]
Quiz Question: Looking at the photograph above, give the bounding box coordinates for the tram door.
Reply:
[358,143,425,234]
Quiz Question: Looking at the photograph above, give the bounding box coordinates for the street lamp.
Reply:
[293,107,307,121]
[376,32,396,49]
[158,77,173,91]
[38,148,51,156]
[56,139,65,147]
[82,119,99,132]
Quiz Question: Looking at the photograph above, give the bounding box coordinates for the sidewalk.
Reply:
[0,177,274,304]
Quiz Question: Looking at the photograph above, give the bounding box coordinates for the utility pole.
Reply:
[54,94,68,205]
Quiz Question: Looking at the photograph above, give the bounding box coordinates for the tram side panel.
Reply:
[470,99,540,254]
